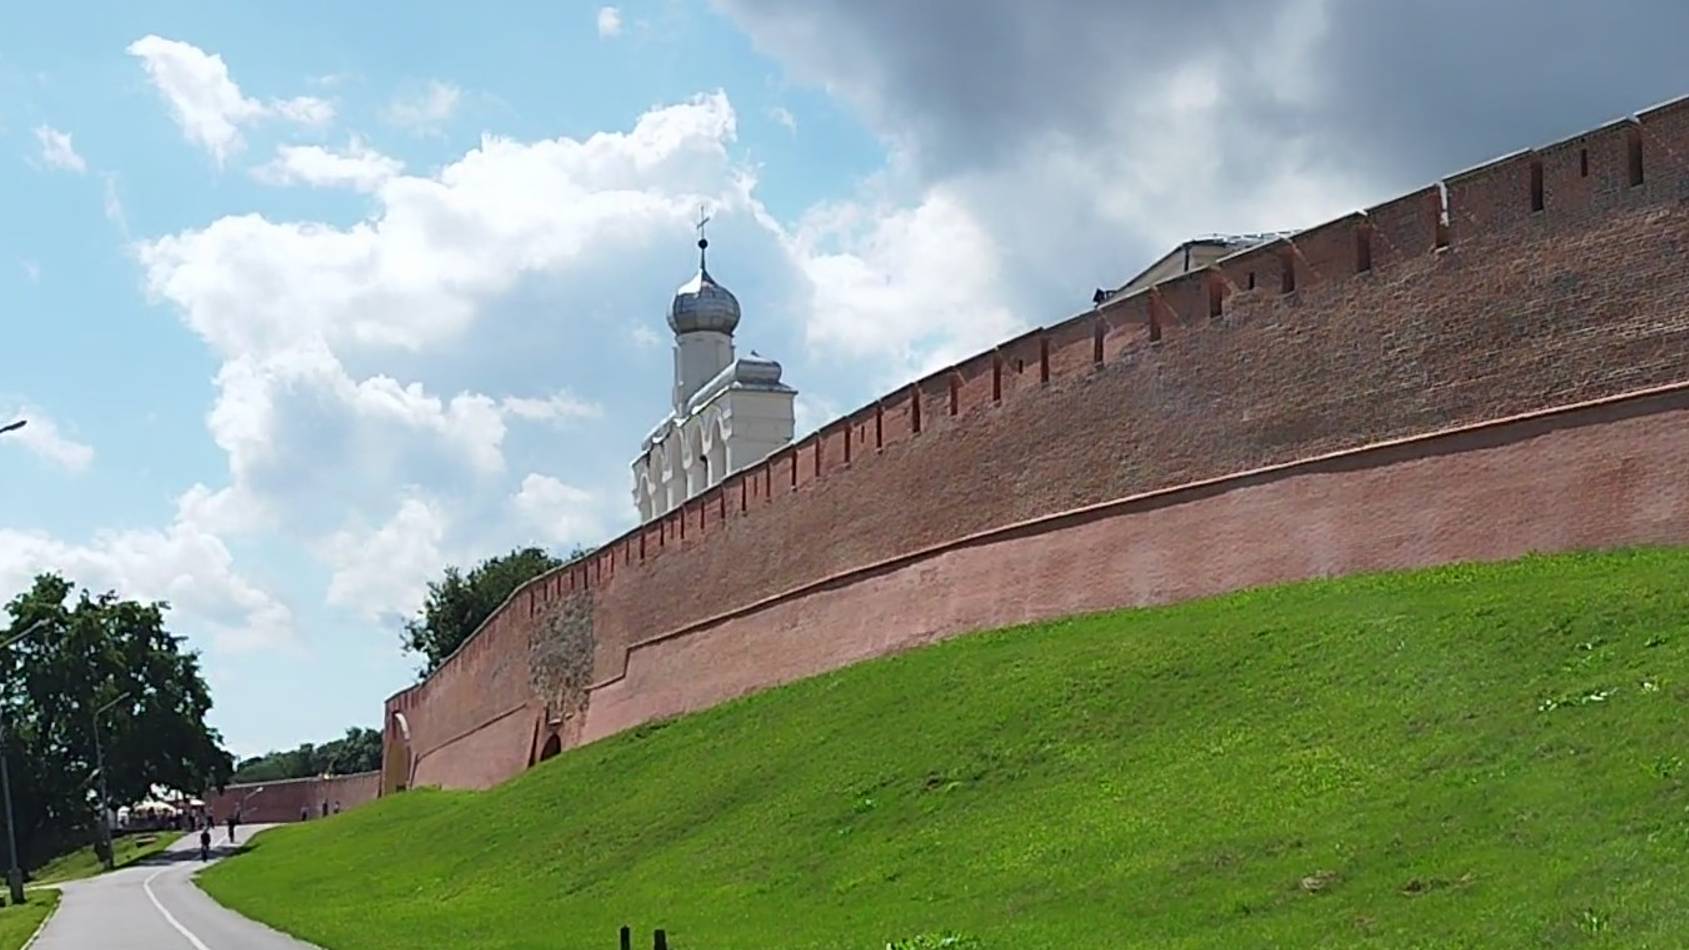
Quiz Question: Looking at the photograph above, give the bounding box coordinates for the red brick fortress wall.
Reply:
[385,95,1689,792]
[206,771,381,825]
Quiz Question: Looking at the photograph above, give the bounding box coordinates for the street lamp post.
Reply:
[0,619,47,905]
[0,420,24,436]
[91,691,132,872]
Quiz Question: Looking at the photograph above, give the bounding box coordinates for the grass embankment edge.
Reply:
[4,888,59,950]
[31,830,185,886]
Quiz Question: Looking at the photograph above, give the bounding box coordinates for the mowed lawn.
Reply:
[32,831,184,884]
[0,888,58,950]
[202,549,1689,948]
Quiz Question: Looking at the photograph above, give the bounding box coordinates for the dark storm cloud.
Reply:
[720,0,1689,195]
[1314,2,1689,191]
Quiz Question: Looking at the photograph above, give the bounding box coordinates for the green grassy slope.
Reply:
[32,831,184,884]
[0,888,57,950]
[202,549,1689,948]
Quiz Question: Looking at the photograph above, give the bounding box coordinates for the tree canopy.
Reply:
[230,727,382,784]
[2,574,232,866]
[401,545,577,675]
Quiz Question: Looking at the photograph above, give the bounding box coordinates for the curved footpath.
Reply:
[32,825,315,949]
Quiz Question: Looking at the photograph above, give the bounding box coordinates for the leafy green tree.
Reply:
[401,546,580,674]
[230,727,382,783]
[1,574,232,867]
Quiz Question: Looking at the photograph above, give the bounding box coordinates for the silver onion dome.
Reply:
[668,237,741,335]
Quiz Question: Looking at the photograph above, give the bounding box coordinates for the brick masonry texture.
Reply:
[383,96,1689,793]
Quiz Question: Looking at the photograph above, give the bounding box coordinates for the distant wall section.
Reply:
[206,772,381,824]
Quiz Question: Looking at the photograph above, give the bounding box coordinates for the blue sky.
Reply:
[3,0,1685,759]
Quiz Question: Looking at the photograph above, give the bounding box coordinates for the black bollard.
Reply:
[620,926,631,950]
[653,929,668,950]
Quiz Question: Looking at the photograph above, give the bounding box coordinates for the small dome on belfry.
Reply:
[668,235,741,335]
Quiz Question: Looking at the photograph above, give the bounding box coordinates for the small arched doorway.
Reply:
[538,733,562,762]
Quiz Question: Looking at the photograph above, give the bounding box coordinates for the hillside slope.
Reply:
[202,549,1689,948]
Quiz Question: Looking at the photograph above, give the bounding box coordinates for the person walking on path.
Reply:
[227,811,239,844]
[199,827,211,861]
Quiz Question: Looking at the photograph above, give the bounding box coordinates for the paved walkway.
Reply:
[33,825,316,949]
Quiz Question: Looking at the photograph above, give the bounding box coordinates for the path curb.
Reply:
[19,888,60,950]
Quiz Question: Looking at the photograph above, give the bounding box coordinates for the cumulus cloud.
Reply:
[790,187,1023,379]
[512,474,606,547]
[138,91,741,359]
[0,513,294,653]
[201,343,508,539]
[596,6,624,38]
[323,496,448,622]
[33,126,86,173]
[125,35,334,164]
[384,80,461,133]
[1,409,93,472]
[251,139,404,191]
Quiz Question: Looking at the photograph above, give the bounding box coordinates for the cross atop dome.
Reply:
[669,215,740,336]
[695,206,712,272]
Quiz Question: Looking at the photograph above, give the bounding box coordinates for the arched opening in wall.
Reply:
[704,416,727,491]
[538,733,562,762]
[386,711,413,794]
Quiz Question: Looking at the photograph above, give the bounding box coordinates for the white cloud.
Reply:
[204,344,509,527]
[19,260,40,283]
[630,324,662,348]
[252,139,404,192]
[788,187,1024,380]
[1,408,94,472]
[384,80,461,133]
[0,513,294,653]
[271,95,335,127]
[323,496,448,622]
[768,106,797,133]
[33,126,86,173]
[512,474,605,547]
[500,391,603,425]
[125,35,335,165]
[138,91,740,359]
[596,6,624,38]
